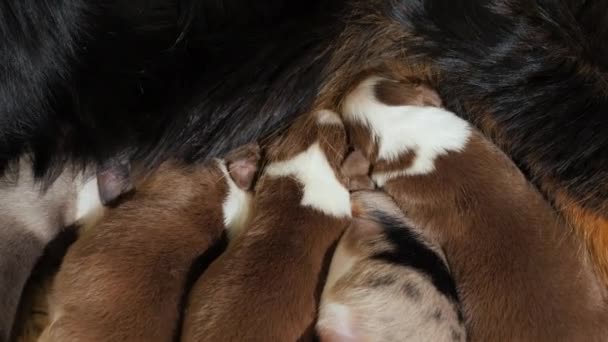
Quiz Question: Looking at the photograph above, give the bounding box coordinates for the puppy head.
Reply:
[339,76,443,163]
[260,110,351,218]
[340,76,471,186]
[264,110,348,171]
[318,192,405,342]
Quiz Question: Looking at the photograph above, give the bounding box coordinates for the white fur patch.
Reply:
[317,109,344,126]
[343,77,471,179]
[218,160,252,239]
[74,177,105,228]
[265,142,351,218]
[317,303,356,340]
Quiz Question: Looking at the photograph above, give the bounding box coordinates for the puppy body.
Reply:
[38,146,258,342]
[0,158,105,342]
[181,110,350,342]
[339,77,608,341]
[317,191,465,342]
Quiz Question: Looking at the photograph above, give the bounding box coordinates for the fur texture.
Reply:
[0,154,135,341]
[0,159,102,342]
[2,1,607,280]
[181,110,350,342]
[338,76,608,341]
[318,191,466,342]
[0,0,343,179]
[37,146,258,342]
[0,2,338,338]
[317,0,608,283]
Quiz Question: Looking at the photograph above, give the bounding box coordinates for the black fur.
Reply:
[0,2,343,339]
[385,0,608,212]
[2,1,607,338]
[147,9,344,166]
[0,0,89,177]
[370,210,460,303]
[0,0,344,180]
[2,1,606,211]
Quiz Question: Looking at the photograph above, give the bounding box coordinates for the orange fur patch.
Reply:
[557,196,608,285]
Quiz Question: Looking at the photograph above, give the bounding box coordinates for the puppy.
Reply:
[38,145,260,342]
[181,110,350,341]
[317,190,466,342]
[337,77,608,341]
[0,158,131,342]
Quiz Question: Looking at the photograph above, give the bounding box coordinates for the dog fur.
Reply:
[318,190,466,342]
[337,76,608,341]
[37,145,259,342]
[316,0,608,284]
[181,110,350,341]
[4,0,607,284]
[0,158,111,342]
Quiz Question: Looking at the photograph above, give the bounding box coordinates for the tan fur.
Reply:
[340,79,608,341]
[181,111,350,342]
[318,191,466,342]
[38,147,259,342]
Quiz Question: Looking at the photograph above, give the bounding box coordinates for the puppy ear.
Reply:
[96,158,134,206]
[341,150,374,192]
[225,143,261,190]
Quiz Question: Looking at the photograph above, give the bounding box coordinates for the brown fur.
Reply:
[340,79,608,341]
[11,232,76,342]
[340,150,374,192]
[0,156,134,341]
[181,110,350,342]
[374,80,442,108]
[12,276,52,342]
[314,2,608,287]
[38,146,259,342]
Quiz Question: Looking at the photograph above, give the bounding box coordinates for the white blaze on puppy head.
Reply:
[265,110,351,218]
[341,77,472,184]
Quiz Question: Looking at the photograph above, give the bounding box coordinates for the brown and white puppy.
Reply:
[317,190,466,342]
[181,110,350,342]
[38,145,259,342]
[0,157,131,342]
[337,77,608,341]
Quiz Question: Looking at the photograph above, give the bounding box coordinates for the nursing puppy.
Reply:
[0,158,131,342]
[181,110,350,341]
[317,0,608,285]
[317,190,466,342]
[38,145,259,342]
[337,77,608,341]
